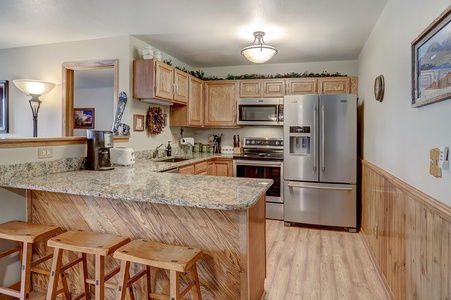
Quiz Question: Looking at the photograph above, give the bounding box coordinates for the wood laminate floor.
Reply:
[265,220,392,300]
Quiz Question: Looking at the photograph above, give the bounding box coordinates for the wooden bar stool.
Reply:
[114,239,203,300]
[46,230,131,300]
[0,220,70,300]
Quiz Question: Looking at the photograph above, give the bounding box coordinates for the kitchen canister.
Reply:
[202,144,209,153]
[208,144,214,153]
[193,142,201,153]
[142,46,154,59]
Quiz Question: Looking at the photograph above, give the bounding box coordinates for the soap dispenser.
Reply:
[166,141,172,157]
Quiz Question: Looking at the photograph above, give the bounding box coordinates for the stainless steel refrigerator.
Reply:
[283,94,357,232]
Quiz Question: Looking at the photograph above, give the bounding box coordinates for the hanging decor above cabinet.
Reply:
[146,106,166,135]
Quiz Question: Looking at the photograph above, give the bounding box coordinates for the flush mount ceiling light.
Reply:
[241,31,278,64]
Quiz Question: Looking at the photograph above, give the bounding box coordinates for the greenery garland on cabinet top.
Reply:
[163,59,347,81]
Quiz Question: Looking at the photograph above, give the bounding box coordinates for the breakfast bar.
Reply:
[2,159,271,300]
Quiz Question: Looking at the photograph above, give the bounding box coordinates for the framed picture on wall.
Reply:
[73,108,95,129]
[0,80,8,133]
[411,5,451,107]
[133,114,145,131]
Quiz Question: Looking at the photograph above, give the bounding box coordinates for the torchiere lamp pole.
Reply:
[13,79,55,137]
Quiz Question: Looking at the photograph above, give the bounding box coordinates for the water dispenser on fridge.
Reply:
[288,126,311,156]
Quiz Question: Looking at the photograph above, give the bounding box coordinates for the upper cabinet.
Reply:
[318,77,351,94]
[170,75,203,127]
[239,80,285,98]
[286,78,318,95]
[133,60,189,104]
[204,81,238,127]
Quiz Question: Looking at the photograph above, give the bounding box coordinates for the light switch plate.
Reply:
[38,147,53,159]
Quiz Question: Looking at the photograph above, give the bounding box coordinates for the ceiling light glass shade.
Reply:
[241,31,278,63]
[13,79,55,96]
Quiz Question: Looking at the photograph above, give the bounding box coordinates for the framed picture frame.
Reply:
[73,108,95,129]
[0,80,8,133]
[133,114,145,131]
[411,6,451,107]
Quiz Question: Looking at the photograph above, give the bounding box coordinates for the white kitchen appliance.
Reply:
[110,147,135,166]
[283,94,357,232]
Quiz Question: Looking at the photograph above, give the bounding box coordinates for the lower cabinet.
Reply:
[178,158,232,177]
[208,158,233,177]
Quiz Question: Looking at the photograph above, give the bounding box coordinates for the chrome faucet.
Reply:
[153,144,164,159]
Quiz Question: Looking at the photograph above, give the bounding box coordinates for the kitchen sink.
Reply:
[157,157,191,163]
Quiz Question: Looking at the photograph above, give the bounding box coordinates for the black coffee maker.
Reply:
[86,130,114,171]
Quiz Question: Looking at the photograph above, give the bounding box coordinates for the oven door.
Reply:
[233,159,284,220]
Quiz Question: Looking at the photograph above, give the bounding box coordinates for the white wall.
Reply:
[358,0,451,205]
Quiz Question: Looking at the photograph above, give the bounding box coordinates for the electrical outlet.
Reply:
[172,133,178,144]
[38,147,53,159]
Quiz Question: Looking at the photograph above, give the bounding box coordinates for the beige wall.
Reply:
[358,0,451,205]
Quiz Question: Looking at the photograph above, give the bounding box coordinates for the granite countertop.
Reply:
[3,153,273,210]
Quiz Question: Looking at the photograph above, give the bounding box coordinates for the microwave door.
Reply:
[239,105,278,125]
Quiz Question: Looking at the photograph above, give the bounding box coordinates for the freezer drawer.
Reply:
[267,202,283,220]
[284,181,356,229]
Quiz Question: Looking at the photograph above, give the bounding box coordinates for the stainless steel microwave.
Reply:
[237,98,284,126]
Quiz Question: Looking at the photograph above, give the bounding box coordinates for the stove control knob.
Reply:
[251,140,256,145]
[281,141,284,146]
[275,141,280,146]
[246,140,250,145]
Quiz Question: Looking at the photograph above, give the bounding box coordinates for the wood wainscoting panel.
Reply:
[361,160,451,300]
[28,190,266,300]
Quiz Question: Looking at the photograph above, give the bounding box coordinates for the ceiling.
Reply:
[0,0,387,68]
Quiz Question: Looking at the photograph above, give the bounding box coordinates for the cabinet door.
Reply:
[240,80,261,97]
[189,76,203,126]
[214,159,232,177]
[204,81,238,127]
[174,69,189,104]
[286,78,317,94]
[194,161,208,175]
[178,164,194,174]
[263,80,285,97]
[133,60,156,99]
[155,60,174,100]
[318,77,350,94]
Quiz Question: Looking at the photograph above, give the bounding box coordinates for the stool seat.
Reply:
[114,239,203,300]
[48,230,130,256]
[0,220,61,243]
[115,239,202,273]
[46,230,131,300]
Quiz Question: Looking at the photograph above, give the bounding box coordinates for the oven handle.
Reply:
[234,160,283,168]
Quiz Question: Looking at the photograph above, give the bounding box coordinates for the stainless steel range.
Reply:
[233,137,284,220]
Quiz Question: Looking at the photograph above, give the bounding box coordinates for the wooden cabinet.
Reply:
[204,81,238,128]
[239,80,285,98]
[286,78,318,94]
[170,75,203,127]
[194,161,208,175]
[178,164,194,174]
[208,158,233,177]
[133,59,189,104]
[318,77,351,94]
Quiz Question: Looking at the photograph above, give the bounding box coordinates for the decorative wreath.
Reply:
[146,106,166,135]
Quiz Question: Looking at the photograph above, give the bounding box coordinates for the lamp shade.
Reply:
[241,45,278,63]
[13,79,55,95]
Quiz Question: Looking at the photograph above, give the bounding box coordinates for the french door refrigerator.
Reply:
[283,94,357,232]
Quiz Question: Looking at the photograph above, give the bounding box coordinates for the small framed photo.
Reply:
[411,6,451,107]
[133,114,145,131]
[73,108,95,129]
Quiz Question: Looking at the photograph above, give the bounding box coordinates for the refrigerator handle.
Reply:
[321,105,325,172]
[287,183,354,191]
[313,105,317,172]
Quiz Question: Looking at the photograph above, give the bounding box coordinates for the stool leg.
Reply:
[169,270,181,300]
[19,242,33,300]
[46,248,64,300]
[79,253,91,300]
[94,254,105,300]
[116,260,130,300]
[145,266,151,300]
[59,272,71,300]
[190,265,202,300]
